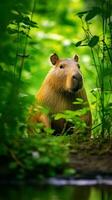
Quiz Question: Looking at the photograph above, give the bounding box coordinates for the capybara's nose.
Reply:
[72,73,82,82]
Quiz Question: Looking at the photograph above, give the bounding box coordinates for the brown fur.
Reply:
[32,54,92,135]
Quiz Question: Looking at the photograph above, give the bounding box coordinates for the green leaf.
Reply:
[44,127,54,135]
[7,28,18,34]
[54,113,65,120]
[30,20,38,28]
[23,16,38,28]
[11,12,23,23]
[19,30,31,38]
[85,11,97,21]
[85,7,101,21]
[77,11,88,18]
[75,40,82,47]
[88,35,99,47]
[75,98,84,103]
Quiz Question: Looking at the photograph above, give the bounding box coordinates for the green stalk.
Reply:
[100,11,105,138]
[18,0,36,81]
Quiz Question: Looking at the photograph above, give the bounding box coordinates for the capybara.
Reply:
[31,53,92,136]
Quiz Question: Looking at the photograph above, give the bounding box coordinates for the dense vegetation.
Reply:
[0,0,112,181]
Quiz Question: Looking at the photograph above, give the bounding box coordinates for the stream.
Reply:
[0,179,112,200]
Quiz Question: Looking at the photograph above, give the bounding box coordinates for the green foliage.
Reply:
[76,0,112,138]
[54,98,88,135]
[6,134,69,180]
[0,0,74,180]
[0,0,38,141]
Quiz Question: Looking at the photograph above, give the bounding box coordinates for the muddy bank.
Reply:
[70,138,112,176]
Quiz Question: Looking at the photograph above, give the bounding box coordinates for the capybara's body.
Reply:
[33,53,92,135]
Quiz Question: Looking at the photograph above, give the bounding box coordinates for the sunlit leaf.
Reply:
[74,98,84,103]
[54,113,65,120]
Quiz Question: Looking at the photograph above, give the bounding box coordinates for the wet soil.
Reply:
[70,138,112,177]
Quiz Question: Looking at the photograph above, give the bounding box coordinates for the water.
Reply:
[0,184,112,200]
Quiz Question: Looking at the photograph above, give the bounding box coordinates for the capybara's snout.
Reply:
[72,72,82,82]
[72,72,83,92]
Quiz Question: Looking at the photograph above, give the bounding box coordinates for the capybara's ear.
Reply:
[50,53,59,65]
[74,54,79,62]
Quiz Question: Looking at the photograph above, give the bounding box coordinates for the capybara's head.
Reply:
[48,53,83,94]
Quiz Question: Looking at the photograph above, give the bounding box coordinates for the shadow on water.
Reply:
[0,185,112,200]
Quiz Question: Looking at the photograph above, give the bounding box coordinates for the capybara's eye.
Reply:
[60,65,64,69]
